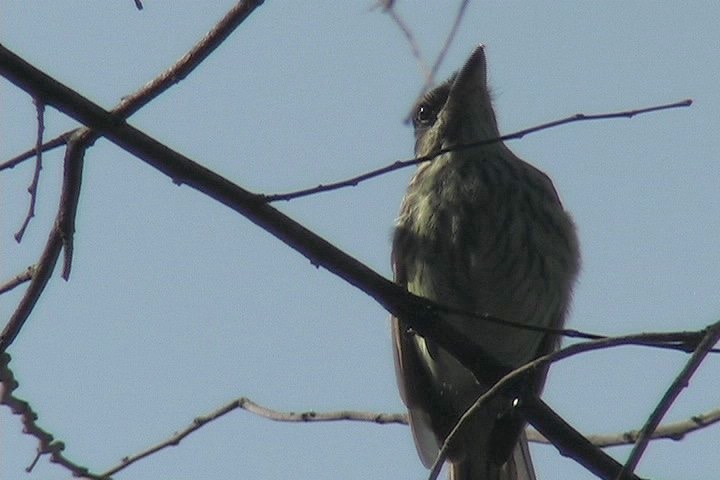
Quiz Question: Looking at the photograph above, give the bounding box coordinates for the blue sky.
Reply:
[2,2,719,479]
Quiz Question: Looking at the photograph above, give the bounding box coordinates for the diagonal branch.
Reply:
[619,319,720,478]
[115,0,266,119]
[0,131,73,172]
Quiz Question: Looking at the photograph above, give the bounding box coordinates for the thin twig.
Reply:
[403,0,471,122]
[101,397,406,477]
[0,131,72,172]
[618,320,720,478]
[100,395,720,479]
[265,99,693,202]
[14,98,45,242]
[0,266,36,295]
[428,0,470,87]
[383,6,432,83]
[117,0,265,119]
[126,394,720,447]
[200,399,720,448]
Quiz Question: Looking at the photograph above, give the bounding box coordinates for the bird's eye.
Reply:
[414,103,436,128]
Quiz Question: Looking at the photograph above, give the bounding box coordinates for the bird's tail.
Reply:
[448,431,537,480]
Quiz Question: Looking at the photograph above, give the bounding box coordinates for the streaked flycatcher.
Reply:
[392,45,580,480]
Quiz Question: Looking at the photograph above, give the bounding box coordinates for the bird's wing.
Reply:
[391,249,443,467]
[391,314,442,467]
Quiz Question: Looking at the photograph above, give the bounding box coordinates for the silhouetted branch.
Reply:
[264,99,692,202]
[619,320,720,477]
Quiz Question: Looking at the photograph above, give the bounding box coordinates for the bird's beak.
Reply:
[440,45,497,146]
[449,45,488,104]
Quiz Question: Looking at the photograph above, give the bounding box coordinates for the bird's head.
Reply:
[412,45,500,158]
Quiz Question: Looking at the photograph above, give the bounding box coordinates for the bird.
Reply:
[391,45,580,480]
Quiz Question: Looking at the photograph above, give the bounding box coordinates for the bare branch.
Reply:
[232,397,408,425]
[527,407,720,447]
[0,0,265,352]
[205,398,720,449]
[143,395,720,448]
[1,227,64,352]
[0,266,35,295]
[264,99,693,202]
[100,397,406,477]
[116,0,265,119]
[104,390,720,479]
[0,131,71,173]
[14,98,45,242]
[619,320,720,477]
[0,353,103,478]
[2,0,263,174]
